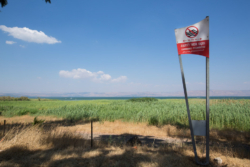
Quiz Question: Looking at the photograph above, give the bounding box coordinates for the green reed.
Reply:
[1,99,249,131]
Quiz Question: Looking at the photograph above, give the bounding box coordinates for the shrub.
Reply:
[17,109,29,116]
[29,109,39,114]
[0,96,30,101]
[33,117,45,125]
[148,116,159,126]
[127,97,158,102]
[18,96,30,101]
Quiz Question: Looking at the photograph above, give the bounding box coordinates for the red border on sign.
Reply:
[185,26,199,38]
[176,40,209,57]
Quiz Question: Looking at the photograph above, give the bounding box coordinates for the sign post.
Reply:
[206,55,209,164]
[175,16,209,165]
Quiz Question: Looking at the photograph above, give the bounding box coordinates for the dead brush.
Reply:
[0,124,249,167]
[40,129,94,149]
[0,125,46,150]
[0,124,105,151]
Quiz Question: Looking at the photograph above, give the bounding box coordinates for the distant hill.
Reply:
[1,90,250,97]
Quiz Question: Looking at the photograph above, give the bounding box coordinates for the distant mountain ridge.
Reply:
[1,90,250,97]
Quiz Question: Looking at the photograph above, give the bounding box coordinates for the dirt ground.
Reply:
[0,115,250,167]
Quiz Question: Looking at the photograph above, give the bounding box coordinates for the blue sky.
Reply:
[0,0,250,94]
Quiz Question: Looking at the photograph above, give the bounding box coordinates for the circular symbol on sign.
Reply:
[185,26,199,38]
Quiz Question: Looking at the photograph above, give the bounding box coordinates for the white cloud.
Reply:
[111,76,127,83]
[97,71,104,74]
[37,77,42,79]
[129,82,141,85]
[100,74,112,81]
[244,81,250,84]
[19,45,25,48]
[0,25,61,44]
[6,40,16,44]
[59,68,127,83]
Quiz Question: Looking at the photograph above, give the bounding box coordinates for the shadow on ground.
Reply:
[0,135,220,167]
[94,133,176,148]
[0,120,249,166]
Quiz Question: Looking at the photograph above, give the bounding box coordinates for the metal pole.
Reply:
[206,57,210,163]
[3,120,6,136]
[91,120,93,148]
[178,54,198,162]
[205,15,210,165]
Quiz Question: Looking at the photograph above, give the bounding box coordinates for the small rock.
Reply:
[214,157,222,164]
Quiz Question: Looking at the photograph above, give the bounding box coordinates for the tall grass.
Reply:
[1,99,250,131]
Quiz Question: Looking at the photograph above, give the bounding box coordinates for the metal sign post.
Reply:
[91,119,93,148]
[206,56,210,164]
[178,54,199,162]
[175,16,210,165]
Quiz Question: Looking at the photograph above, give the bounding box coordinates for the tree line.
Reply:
[0,96,30,101]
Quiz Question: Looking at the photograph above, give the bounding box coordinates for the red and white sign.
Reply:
[175,17,209,57]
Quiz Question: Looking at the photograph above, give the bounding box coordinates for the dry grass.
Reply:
[0,125,205,167]
[0,115,63,124]
[0,120,249,167]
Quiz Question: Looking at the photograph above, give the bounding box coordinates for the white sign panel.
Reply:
[175,17,209,57]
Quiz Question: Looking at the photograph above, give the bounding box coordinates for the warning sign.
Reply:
[175,18,209,57]
[176,41,209,57]
[185,26,199,38]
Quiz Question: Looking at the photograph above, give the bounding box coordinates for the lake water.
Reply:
[29,96,250,101]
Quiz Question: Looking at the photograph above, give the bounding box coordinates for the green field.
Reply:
[0,98,250,131]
